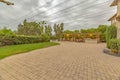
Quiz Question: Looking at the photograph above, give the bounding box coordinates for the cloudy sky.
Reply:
[0,0,117,30]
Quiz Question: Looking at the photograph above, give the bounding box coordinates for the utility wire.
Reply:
[27,0,75,20]
[32,0,112,24]
[3,0,112,28]
[27,0,91,20]
[33,0,110,22]
[10,0,55,22]
[6,0,67,26]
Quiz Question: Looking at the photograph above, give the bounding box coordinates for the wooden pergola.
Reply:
[0,0,14,5]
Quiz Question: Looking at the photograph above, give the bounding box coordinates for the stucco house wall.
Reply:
[109,0,120,39]
[116,1,120,39]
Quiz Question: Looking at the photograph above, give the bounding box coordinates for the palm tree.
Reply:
[0,0,14,5]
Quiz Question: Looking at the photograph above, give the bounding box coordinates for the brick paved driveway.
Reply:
[0,42,120,80]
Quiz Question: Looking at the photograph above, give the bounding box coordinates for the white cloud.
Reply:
[0,0,116,30]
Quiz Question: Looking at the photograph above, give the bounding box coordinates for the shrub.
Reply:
[109,39,120,53]
[0,28,15,36]
[106,26,117,48]
[0,35,50,46]
[40,34,50,42]
[51,35,58,40]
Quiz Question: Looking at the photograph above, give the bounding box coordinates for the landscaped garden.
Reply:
[0,19,119,59]
[0,20,64,59]
[106,25,120,54]
[2,0,120,79]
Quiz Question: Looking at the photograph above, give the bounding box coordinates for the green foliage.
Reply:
[18,20,64,41]
[74,30,80,33]
[109,39,120,53]
[53,23,64,40]
[45,25,52,37]
[50,36,58,40]
[97,25,107,33]
[0,42,59,59]
[40,34,50,42]
[97,25,107,42]
[63,30,74,34]
[0,27,15,36]
[0,35,50,46]
[81,28,97,33]
[80,25,111,42]
[0,20,64,46]
[81,25,107,34]
[18,20,47,36]
[106,25,117,48]
[81,29,87,33]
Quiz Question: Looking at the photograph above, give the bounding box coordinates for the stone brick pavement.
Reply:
[0,42,120,80]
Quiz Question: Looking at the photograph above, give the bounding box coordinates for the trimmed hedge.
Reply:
[0,35,50,46]
[109,39,120,53]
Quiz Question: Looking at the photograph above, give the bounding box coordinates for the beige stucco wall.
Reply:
[111,18,117,26]
[116,1,120,39]
[117,27,120,39]
[117,0,120,15]
[116,21,120,39]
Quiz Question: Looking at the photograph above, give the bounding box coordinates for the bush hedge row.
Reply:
[0,34,50,46]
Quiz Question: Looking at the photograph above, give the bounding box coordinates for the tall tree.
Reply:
[17,20,52,36]
[18,24,24,35]
[53,23,64,40]
[45,25,52,37]
[0,27,15,36]
[39,21,46,34]
[53,23,57,35]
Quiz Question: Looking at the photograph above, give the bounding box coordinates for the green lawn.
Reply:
[0,42,59,59]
